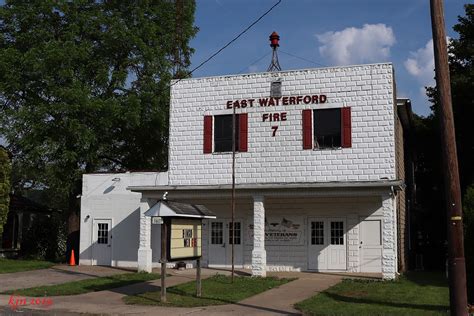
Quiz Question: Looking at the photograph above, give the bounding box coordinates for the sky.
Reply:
[189,0,468,116]
[0,0,468,147]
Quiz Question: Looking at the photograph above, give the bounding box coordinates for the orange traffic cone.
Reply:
[69,249,76,266]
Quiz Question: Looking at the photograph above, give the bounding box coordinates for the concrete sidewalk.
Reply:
[0,265,132,292]
[0,268,349,315]
[186,271,344,315]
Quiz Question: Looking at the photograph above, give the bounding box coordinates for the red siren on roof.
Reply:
[269,31,280,48]
[267,31,282,72]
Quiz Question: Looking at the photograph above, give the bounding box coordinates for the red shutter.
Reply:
[203,116,213,154]
[238,113,248,152]
[302,109,313,149]
[341,107,352,148]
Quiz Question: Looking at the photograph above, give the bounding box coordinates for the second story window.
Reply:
[302,107,351,149]
[314,108,341,148]
[214,114,239,152]
[203,114,248,154]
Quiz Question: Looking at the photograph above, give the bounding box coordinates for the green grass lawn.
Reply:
[295,271,449,316]
[3,272,161,296]
[0,258,54,274]
[124,275,293,307]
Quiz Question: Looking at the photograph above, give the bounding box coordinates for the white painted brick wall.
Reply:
[252,196,266,276]
[347,214,360,272]
[382,194,396,279]
[138,197,153,272]
[169,63,396,186]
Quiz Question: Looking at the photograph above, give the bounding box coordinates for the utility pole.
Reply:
[430,1,468,315]
[231,99,236,283]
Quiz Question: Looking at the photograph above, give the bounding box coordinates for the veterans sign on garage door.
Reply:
[247,217,304,245]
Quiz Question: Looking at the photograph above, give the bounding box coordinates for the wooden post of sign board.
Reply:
[196,258,202,297]
[160,220,167,302]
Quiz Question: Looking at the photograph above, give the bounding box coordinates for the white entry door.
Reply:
[92,219,112,266]
[308,218,346,271]
[359,218,382,272]
[308,219,327,270]
[208,219,243,267]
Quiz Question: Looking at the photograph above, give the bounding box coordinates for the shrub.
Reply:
[20,212,67,262]
[463,184,474,303]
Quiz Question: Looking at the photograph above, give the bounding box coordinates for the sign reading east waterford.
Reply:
[169,218,202,261]
[225,94,327,137]
[225,95,327,109]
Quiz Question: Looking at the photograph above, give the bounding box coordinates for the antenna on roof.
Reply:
[267,31,282,72]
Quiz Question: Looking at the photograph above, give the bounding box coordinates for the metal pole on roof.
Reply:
[231,100,236,283]
[430,1,468,315]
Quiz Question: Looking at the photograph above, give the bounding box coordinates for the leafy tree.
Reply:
[0,147,11,236]
[21,211,67,261]
[448,4,474,193]
[0,1,197,258]
[411,114,447,269]
[427,4,474,192]
[463,185,474,301]
[450,5,474,303]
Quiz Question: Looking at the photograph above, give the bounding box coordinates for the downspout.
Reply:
[391,186,399,276]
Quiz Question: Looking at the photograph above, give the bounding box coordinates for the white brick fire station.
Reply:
[79,63,413,279]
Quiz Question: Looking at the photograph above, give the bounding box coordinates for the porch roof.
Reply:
[128,180,404,193]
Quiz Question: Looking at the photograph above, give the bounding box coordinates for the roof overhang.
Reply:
[396,98,414,132]
[144,200,216,219]
[129,180,404,193]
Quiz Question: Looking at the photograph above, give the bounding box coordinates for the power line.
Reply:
[172,0,282,87]
[238,52,271,74]
[279,49,327,68]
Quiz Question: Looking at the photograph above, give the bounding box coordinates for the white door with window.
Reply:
[359,218,382,272]
[308,218,346,271]
[208,219,243,267]
[92,219,112,266]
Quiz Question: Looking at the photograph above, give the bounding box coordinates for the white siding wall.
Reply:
[79,172,167,267]
[169,63,396,185]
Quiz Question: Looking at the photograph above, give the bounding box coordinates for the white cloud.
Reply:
[404,39,435,87]
[317,24,396,66]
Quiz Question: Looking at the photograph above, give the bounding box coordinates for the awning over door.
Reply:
[144,200,216,219]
